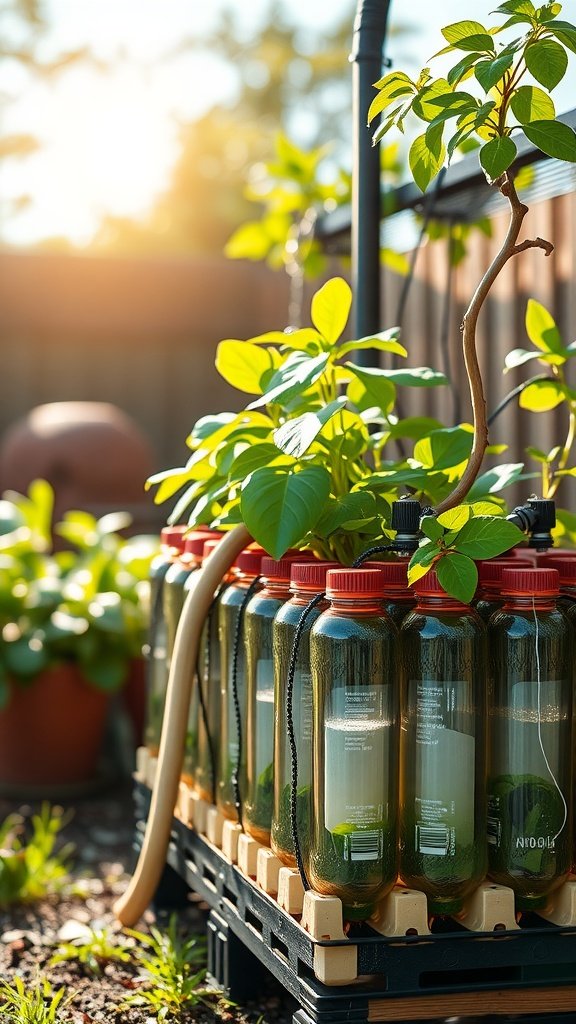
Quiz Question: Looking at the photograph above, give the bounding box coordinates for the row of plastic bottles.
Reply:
[144,526,576,922]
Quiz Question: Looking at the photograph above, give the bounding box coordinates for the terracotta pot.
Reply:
[0,664,110,786]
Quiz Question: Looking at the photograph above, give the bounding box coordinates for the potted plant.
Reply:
[0,478,158,790]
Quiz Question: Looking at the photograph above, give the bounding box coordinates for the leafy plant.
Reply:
[0,803,72,906]
[50,926,132,976]
[0,977,73,1024]
[0,479,158,702]
[122,916,214,1021]
[369,0,576,520]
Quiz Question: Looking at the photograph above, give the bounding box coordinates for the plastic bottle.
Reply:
[539,555,576,616]
[399,568,487,915]
[178,532,223,786]
[308,568,399,921]
[193,537,229,803]
[474,557,534,623]
[217,548,264,821]
[365,560,416,625]
[487,567,573,909]
[271,560,339,866]
[244,553,313,845]
[144,525,187,755]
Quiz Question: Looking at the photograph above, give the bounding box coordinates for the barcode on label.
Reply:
[487,817,500,846]
[416,823,449,856]
[344,829,382,862]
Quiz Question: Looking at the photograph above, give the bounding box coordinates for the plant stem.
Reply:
[549,406,576,499]
[434,173,554,515]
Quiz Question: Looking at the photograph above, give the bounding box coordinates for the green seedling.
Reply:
[50,925,132,976]
[0,803,73,906]
[0,976,73,1024]
[122,915,218,1021]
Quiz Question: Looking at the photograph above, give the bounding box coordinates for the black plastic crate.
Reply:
[134,781,576,1023]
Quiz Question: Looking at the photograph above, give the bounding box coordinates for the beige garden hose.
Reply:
[114,524,251,926]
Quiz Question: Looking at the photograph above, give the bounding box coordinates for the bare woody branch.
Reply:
[434,172,554,516]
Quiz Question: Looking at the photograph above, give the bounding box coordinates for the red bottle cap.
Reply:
[325,568,385,599]
[160,525,187,550]
[478,557,533,585]
[501,567,560,596]
[261,553,312,582]
[291,561,340,592]
[202,538,221,559]
[184,529,222,558]
[365,560,409,587]
[535,557,576,587]
[412,568,451,597]
[234,549,263,576]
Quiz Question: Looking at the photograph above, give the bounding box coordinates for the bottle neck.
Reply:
[415,595,470,613]
[261,581,291,600]
[503,594,558,611]
[290,587,325,606]
[328,596,384,614]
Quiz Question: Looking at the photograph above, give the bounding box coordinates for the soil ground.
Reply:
[0,782,297,1023]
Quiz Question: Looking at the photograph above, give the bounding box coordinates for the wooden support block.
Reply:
[312,944,358,987]
[206,806,226,848]
[190,791,209,835]
[145,756,158,789]
[178,783,193,826]
[537,878,576,926]
[301,891,346,940]
[369,885,431,937]
[237,834,262,879]
[256,849,282,896]
[456,880,518,932]
[134,746,149,783]
[277,867,305,916]
[221,820,243,864]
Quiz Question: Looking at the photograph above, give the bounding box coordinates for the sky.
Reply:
[1,0,574,247]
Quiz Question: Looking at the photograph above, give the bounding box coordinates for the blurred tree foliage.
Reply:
[93,0,356,256]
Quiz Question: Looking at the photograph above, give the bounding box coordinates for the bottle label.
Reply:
[324,685,390,859]
[412,680,475,857]
[488,679,568,864]
[255,658,274,780]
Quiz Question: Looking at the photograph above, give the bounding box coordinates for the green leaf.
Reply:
[495,1,535,14]
[381,248,411,275]
[549,24,576,56]
[519,379,566,411]
[346,365,397,415]
[408,541,439,584]
[367,72,415,123]
[447,54,482,88]
[438,505,472,530]
[504,347,565,369]
[442,21,495,52]
[413,426,473,471]
[452,516,524,558]
[272,398,347,458]
[3,637,49,678]
[409,128,445,192]
[388,416,444,440]
[247,351,329,410]
[474,53,514,91]
[524,38,568,89]
[314,492,378,537]
[480,136,517,181]
[83,655,127,692]
[510,85,555,123]
[525,298,564,354]
[338,329,407,359]
[384,367,448,387]
[215,341,279,395]
[522,119,576,161]
[412,78,452,121]
[436,552,478,603]
[420,515,444,541]
[240,466,331,559]
[466,463,525,500]
[311,277,352,345]
[228,443,293,481]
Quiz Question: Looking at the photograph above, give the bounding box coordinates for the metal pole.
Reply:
[350,0,392,364]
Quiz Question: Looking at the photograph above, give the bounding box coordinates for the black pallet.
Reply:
[134,782,576,1024]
